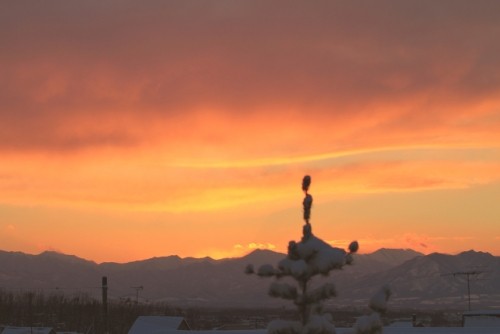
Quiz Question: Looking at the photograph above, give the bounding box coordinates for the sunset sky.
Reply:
[1,1,500,263]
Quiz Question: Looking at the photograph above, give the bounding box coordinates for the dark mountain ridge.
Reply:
[1,248,498,309]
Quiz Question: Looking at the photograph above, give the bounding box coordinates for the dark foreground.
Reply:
[0,290,468,334]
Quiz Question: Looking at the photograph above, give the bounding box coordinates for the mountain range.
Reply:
[1,248,499,310]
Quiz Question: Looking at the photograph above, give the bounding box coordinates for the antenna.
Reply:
[442,271,484,311]
[131,285,143,305]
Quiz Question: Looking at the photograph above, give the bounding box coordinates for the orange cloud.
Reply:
[4,224,16,233]
[1,2,500,156]
[1,1,500,262]
[1,146,499,214]
[248,243,276,250]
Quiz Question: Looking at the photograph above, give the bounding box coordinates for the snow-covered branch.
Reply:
[269,282,298,300]
[305,283,337,304]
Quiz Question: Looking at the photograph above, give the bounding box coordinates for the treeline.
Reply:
[0,289,462,332]
[0,289,190,334]
[0,289,296,333]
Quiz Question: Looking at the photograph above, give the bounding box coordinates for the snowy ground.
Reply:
[139,328,500,334]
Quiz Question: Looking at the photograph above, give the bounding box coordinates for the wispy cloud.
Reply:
[248,243,276,250]
[1,146,499,213]
[171,144,500,169]
[340,234,480,255]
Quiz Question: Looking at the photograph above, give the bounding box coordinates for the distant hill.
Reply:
[348,248,424,274]
[355,250,500,308]
[1,248,498,309]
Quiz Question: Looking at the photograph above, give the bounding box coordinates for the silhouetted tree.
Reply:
[246,176,390,334]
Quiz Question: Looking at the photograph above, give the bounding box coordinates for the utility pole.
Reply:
[131,286,143,305]
[102,276,108,334]
[444,271,483,311]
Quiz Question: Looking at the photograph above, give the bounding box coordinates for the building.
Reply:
[128,316,191,334]
[0,328,56,334]
[462,310,500,327]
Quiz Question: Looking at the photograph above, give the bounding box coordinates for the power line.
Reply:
[131,286,143,305]
[442,270,485,311]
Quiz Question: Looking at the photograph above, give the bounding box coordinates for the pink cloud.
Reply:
[4,224,16,233]
[1,1,500,154]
